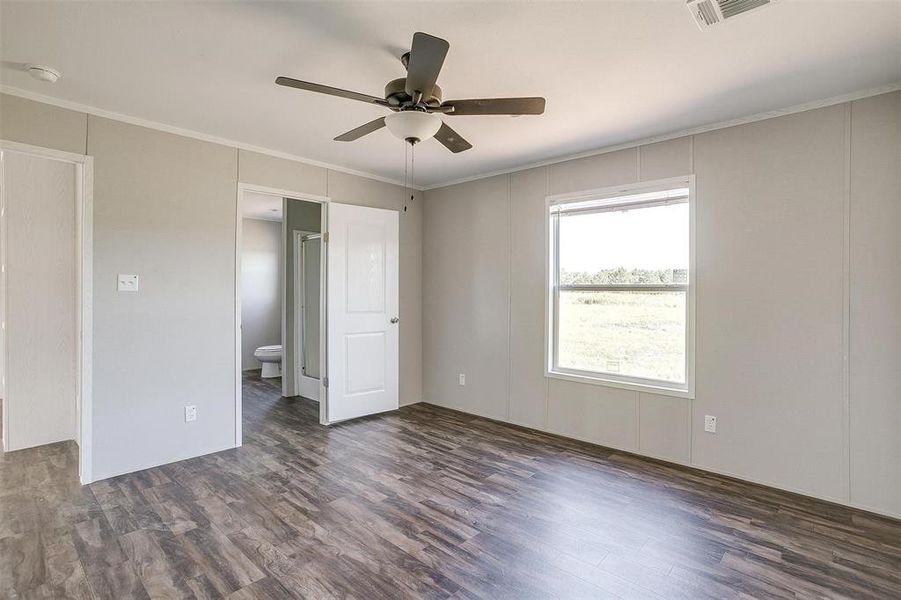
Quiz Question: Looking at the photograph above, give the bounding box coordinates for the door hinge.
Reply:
[322,232,329,243]
[323,377,329,388]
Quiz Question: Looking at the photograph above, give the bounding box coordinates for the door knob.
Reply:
[390,317,400,324]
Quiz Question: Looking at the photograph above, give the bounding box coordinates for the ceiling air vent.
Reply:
[687,0,777,29]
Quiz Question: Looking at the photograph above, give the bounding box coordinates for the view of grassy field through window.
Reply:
[554,199,689,384]
[558,289,686,382]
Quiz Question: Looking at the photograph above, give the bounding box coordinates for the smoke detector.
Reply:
[687,0,779,29]
[26,65,61,83]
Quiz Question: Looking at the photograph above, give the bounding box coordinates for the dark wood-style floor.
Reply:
[2,373,900,599]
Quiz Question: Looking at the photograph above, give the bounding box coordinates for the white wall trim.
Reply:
[242,215,282,223]
[234,168,243,448]
[293,230,304,397]
[1,85,417,190]
[0,139,94,484]
[79,156,94,486]
[0,146,6,454]
[423,81,901,191]
[544,175,696,401]
[299,375,320,401]
[0,139,90,164]
[293,230,323,401]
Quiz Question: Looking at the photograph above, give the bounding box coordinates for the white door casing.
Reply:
[326,203,399,423]
[293,231,321,401]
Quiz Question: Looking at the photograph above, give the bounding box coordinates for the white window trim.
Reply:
[544,175,696,400]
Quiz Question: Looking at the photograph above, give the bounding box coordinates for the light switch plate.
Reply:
[117,274,139,292]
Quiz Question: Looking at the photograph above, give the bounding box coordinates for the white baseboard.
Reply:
[298,375,320,401]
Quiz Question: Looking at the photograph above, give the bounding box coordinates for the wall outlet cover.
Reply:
[117,274,139,292]
[704,414,717,433]
[185,405,197,422]
[458,373,466,386]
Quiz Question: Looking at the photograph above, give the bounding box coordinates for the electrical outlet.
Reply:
[704,415,717,433]
[458,373,466,386]
[117,274,139,292]
[185,405,197,422]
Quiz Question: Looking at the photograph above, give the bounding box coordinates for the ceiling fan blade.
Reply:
[434,121,472,153]
[334,117,387,142]
[443,97,546,116]
[276,77,387,106]
[404,32,449,100]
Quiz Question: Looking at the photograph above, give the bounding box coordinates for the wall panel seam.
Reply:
[506,174,512,421]
[82,113,89,156]
[689,136,695,173]
[842,102,852,502]
[637,146,642,181]
[235,147,241,448]
[688,135,694,466]
[637,393,642,452]
[544,166,550,430]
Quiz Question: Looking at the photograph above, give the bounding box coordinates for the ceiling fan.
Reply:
[275,32,546,153]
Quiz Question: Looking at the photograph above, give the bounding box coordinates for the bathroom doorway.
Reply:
[236,184,327,441]
[236,183,401,440]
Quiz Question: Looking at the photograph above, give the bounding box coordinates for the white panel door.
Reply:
[326,202,399,422]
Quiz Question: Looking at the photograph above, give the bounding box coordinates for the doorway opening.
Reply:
[236,184,327,443]
[235,184,402,443]
[0,140,93,484]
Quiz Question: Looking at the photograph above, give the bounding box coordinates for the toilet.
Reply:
[254,344,282,378]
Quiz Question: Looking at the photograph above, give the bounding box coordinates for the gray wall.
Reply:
[1,93,424,481]
[848,92,901,516]
[423,91,901,519]
[89,116,238,480]
[240,218,282,371]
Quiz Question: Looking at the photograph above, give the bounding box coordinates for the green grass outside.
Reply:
[558,290,686,383]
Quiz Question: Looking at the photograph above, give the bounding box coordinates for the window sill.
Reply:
[546,369,694,399]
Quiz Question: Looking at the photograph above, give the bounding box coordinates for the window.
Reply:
[547,177,694,397]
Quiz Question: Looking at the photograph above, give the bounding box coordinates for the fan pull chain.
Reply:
[403,141,409,212]
[410,142,415,211]
[403,140,416,212]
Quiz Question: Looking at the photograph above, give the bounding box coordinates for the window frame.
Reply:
[545,175,696,399]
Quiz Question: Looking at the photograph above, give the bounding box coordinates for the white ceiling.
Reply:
[2,1,899,188]
[241,190,282,222]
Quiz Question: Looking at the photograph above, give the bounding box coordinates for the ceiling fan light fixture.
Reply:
[385,111,441,143]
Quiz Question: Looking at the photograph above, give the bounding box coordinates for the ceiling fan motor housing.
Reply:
[385,78,442,108]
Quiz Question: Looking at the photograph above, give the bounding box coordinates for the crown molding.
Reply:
[421,81,901,191]
[5,81,899,192]
[0,85,423,190]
